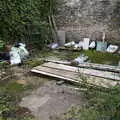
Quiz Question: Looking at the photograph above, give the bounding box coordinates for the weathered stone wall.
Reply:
[55,0,120,44]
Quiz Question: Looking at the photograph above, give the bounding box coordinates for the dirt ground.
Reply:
[1,64,86,120]
[20,81,85,120]
[1,50,119,120]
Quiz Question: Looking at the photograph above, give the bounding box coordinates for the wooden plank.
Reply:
[58,46,82,51]
[34,66,80,81]
[44,59,71,65]
[31,69,80,84]
[35,62,78,72]
[78,63,120,73]
[44,59,120,73]
[31,66,118,88]
[37,62,120,81]
[31,69,100,88]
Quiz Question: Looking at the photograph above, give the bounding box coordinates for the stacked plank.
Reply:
[58,46,81,51]
[45,59,120,73]
[31,62,120,88]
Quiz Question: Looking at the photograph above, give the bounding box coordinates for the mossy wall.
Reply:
[56,0,120,44]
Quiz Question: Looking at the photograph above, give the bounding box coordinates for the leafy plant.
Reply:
[0,0,57,49]
[0,92,19,115]
[64,85,120,120]
[0,91,36,120]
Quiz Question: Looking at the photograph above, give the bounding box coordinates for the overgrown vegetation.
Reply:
[64,85,120,120]
[71,50,120,65]
[0,0,57,49]
[0,85,35,120]
[0,49,119,120]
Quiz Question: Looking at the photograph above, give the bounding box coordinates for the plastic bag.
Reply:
[10,47,21,65]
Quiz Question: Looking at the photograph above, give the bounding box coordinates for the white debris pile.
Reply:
[83,38,90,50]
[64,40,120,54]
[64,41,75,47]
[64,38,96,50]
[10,47,21,65]
[106,45,119,53]
[71,54,88,65]
[10,43,29,65]
[47,42,59,49]
[89,41,96,49]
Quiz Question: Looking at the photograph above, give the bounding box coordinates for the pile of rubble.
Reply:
[64,38,119,53]
[48,31,120,54]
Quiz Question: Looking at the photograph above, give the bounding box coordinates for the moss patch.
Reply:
[29,49,120,66]
[71,50,120,65]
[6,82,25,93]
[26,58,44,67]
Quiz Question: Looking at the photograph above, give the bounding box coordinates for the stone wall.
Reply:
[55,0,120,44]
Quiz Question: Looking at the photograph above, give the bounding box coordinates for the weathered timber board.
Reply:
[34,66,79,80]
[78,63,120,73]
[39,62,120,81]
[58,46,82,51]
[44,59,120,73]
[31,69,79,83]
[44,59,71,65]
[31,65,118,88]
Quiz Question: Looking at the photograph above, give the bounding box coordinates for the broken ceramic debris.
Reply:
[64,40,83,49]
[83,38,90,50]
[64,40,84,50]
[89,41,96,49]
[57,30,66,46]
[78,41,84,48]
[73,44,79,49]
[73,43,83,49]
[51,43,59,49]
[96,42,107,52]
[71,54,88,66]
[48,42,59,49]
[64,41,75,47]
[106,45,119,53]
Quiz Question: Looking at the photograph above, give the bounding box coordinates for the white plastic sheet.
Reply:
[10,44,29,65]
[74,54,88,64]
[83,38,90,50]
[10,47,21,65]
[64,41,75,47]
[106,45,118,53]
[89,41,96,49]
[18,46,29,60]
